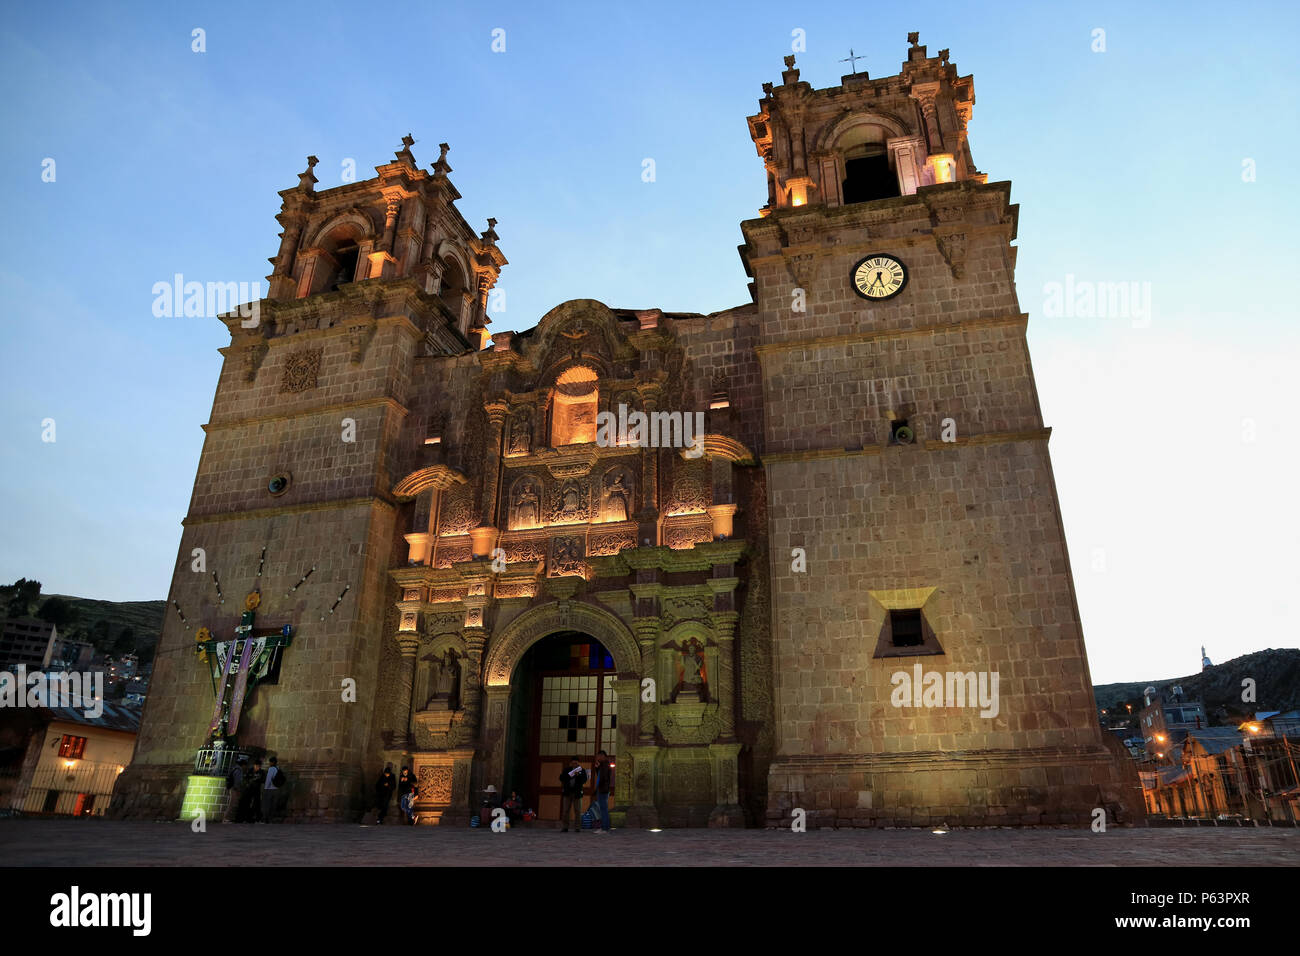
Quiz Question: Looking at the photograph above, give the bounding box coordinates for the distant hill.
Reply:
[1094,648,1300,721]
[43,594,165,664]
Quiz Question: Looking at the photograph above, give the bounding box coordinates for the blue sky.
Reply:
[1,0,1297,684]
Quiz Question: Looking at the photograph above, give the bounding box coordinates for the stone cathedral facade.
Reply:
[112,37,1134,827]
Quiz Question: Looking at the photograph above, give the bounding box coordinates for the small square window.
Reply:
[872,605,944,659]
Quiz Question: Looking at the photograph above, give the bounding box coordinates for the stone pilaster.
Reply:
[707,741,744,826]
[622,744,660,829]
[708,609,739,739]
[630,604,661,742]
[480,684,510,795]
[610,677,640,810]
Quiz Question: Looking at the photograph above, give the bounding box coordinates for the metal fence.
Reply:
[193,747,248,777]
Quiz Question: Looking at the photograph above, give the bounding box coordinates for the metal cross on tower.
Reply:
[840,48,865,74]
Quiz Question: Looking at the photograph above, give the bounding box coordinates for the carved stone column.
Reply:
[708,610,739,740]
[381,194,401,252]
[478,401,509,533]
[270,214,307,298]
[461,630,486,740]
[394,623,421,749]
[912,83,944,156]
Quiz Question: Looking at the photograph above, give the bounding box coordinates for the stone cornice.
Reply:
[202,396,409,433]
[183,495,395,527]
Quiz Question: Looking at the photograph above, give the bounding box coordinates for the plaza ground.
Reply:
[1,819,1296,866]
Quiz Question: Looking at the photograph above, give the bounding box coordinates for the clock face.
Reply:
[851,254,908,301]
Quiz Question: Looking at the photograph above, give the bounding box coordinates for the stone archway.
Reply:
[483,601,640,685]
[478,601,642,812]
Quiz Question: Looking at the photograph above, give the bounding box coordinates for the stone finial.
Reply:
[395,133,416,166]
[908,31,920,47]
[297,155,319,192]
[938,48,950,64]
[781,54,800,85]
[481,217,499,243]
[762,81,773,95]
[433,142,452,177]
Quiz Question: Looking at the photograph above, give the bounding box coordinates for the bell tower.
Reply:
[748,35,978,215]
[112,138,507,822]
[743,37,1137,827]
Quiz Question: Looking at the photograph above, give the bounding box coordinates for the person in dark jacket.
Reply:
[558,757,587,832]
[225,758,247,823]
[589,750,613,834]
[502,789,524,826]
[239,759,265,823]
[374,764,396,824]
[398,766,417,825]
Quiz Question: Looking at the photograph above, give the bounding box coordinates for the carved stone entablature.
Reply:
[434,540,472,568]
[501,536,548,564]
[659,701,723,745]
[663,516,713,551]
[279,347,322,393]
[588,527,637,557]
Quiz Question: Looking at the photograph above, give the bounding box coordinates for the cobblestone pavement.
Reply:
[2,819,1297,866]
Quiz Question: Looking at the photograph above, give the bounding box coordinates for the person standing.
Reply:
[374,764,396,824]
[558,757,587,832]
[590,750,613,834]
[240,759,265,823]
[225,757,247,823]
[261,755,285,823]
[398,766,417,825]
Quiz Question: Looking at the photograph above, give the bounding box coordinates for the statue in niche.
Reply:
[508,410,532,455]
[603,471,631,522]
[512,479,540,529]
[560,482,582,516]
[662,636,709,703]
[426,648,461,711]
